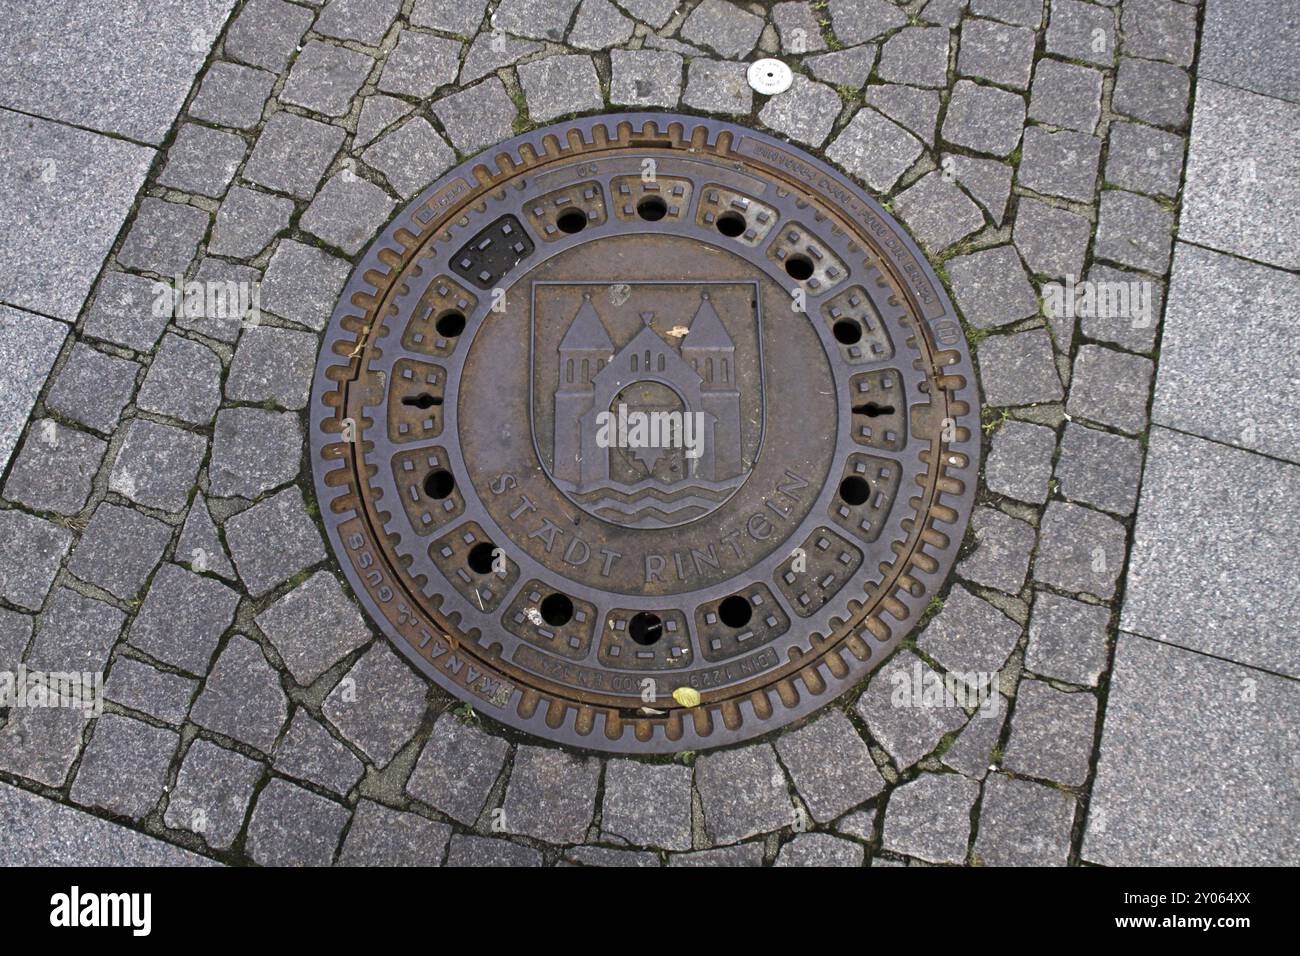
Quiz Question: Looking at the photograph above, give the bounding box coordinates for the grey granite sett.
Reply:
[827,0,907,46]
[446,834,543,867]
[25,587,124,673]
[0,510,72,611]
[1055,422,1141,516]
[247,778,350,866]
[1103,121,1183,199]
[569,0,635,50]
[517,55,604,124]
[128,563,240,675]
[210,186,294,260]
[609,50,683,108]
[682,59,753,116]
[882,773,979,864]
[918,584,1021,679]
[71,713,178,820]
[1122,429,1300,676]
[922,0,969,28]
[313,0,400,46]
[0,112,153,321]
[1198,0,1300,103]
[1013,198,1090,278]
[282,41,373,119]
[340,800,451,866]
[1121,0,1196,67]
[431,78,518,155]
[978,328,1063,407]
[81,272,168,354]
[601,759,693,850]
[1155,245,1299,461]
[855,650,965,768]
[324,641,427,766]
[971,0,1041,27]
[109,418,207,513]
[158,124,246,199]
[985,419,1056,504]
[274,709,364,795]
[0,309,65,474]
[865,84,940,147]
[190,634,290,753]
[378,31,459,99]
[0,706,89,788]
[68,502,172,601]
[190,62,275,130]
[407,712,509,824]
[1094,190,1173,274]
[772,2,827,54]
[805,45,878,88]
[243,112,346,200]
[45,344,139,436]
[225,0,313,73]
[355,95,412,148]
[958,18,1035,90]
[1026,590,1110,687]
[1084,634,1300,865]
[209,407,302,501]
[0,0,235,143]
[1180,81,1300,271]
[179,258,260,344]
[3,420,106,516]
[758,76,843,148]
[940,695,1007,779]
[116,199,209,277]
[668,843,764,867]
[696,743,791,844]
[256,572,370,686]
[680,0,764,59]
[362,117,456,199]
[1045,0,1115,68]
[941,80,1025,157]
[564,846,661,868]
[826,108,922,193]
[974,774,1075,866]
[1079,263,1161,353]
[223,486,326,597]
[1018,127,1101,203]
[260,239,352,331]
[411,0,488,34]
[103,656,198,725]
[458,33,542,84]
[1033,500,1127,599]
[164,739,264,850]
[617,0,678,29]
[942,154,1012,225]
[136,334,222,426]
[501,744,601,845]
[956,506,1035,595]
[1028,58,1103,134]
[1066,345,1153,434]
[776,833,865,867]
[775,711,883,822]
[1112,56,1189,129]
[1003,679,1097,786]
[835,808,875,842]
[893,172,984,254]
[177,495,237,581]
[0,782,213,865]
[492,0,580,42]
[878,26,950,88]
[226,326,318,411]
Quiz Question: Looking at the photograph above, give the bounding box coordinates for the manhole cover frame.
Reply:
[309,113,980,753]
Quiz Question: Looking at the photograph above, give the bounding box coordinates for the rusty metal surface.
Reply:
[309,115,980,753]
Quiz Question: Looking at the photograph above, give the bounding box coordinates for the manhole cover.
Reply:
[309,114,979,753]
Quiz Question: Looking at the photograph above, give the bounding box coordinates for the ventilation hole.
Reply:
[718,594,753,629]
[435,311,466,338]
[716,212,746,237]
[833,319,862,344]
[636,196,668,221]
[556,208,588,234]
[467,541,497,574]
[539,592,574,627]
[785,254,814,281]
[852,401,895,417]
[838,475,871,507]
[423,469,455,499]
[628,611,663,646]
[401,393,443,409]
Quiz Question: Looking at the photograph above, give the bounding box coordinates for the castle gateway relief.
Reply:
[309,115,979,753]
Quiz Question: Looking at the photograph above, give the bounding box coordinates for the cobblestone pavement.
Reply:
[0,0,1296,867]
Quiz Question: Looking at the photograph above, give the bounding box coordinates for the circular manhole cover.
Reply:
[309,114,979,753]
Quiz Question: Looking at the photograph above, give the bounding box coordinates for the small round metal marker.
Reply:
[747,58,794,96]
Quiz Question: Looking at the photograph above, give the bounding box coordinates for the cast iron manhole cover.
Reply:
[310,114,979,753]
